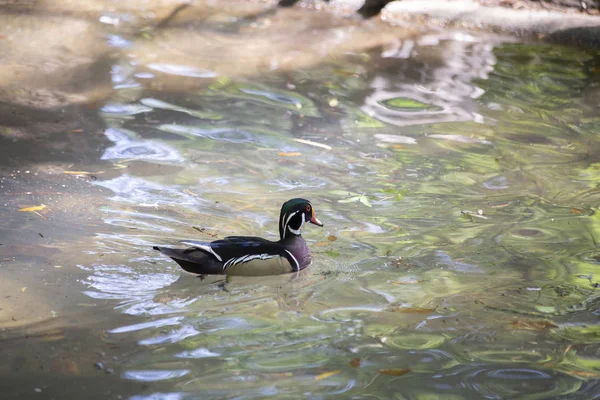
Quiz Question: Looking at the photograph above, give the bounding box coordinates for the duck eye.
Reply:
[305,205,311,212]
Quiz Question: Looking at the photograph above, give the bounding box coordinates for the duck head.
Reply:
[279,198,323,239]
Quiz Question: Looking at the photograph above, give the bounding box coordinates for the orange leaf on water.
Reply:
[572,208,583,214]
[327,235,338,242]
[278,152,302,157]
[349,358,361,368]
[379,368,411,376]
[315,370,340,380]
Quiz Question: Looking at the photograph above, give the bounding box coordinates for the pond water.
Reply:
[1,6,600,400]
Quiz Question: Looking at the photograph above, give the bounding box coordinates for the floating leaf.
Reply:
[328,98,339,107]
[327,235,337,242]
[379,368,411,376]
[53,265,63,269]
[338,196,361,204]
[535,305,556,314]
[18,204,47,212]
[349,358,361,368]
[572,208,583,214]
[359,195,372,207]
[315,370,340,380]
[63,171,103,176]
[383,97,434,110]
[330,190,358,196]
[278,152,302,157]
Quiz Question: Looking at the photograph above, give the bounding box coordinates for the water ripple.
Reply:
[123,370,190,381]
[110,316,184,334]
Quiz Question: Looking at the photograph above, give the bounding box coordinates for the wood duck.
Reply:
[153,198,323,276]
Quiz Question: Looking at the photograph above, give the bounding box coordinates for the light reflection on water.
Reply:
[4,26,599,400]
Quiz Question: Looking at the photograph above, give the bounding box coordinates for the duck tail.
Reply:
[153,246,224,275]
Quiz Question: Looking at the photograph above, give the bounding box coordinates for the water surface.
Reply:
[1,5,600,400]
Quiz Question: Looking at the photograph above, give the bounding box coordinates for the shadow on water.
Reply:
[2,1,600,399]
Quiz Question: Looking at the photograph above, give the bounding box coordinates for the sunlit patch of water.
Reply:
[147,64,217,78]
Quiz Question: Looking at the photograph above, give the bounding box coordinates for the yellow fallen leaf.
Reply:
[54,265,63,268]
[278,152,302,157]
[63,171,103,176]
[327,235,338,242]
[18,204,47,212]
[328,98,339,107]
[21,287,27,293]
[315,370,340,380]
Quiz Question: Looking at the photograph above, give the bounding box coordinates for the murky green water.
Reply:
[1,8,600,399]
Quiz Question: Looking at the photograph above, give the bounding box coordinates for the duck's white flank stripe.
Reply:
[182,241,223,262]
[284,249,300,272]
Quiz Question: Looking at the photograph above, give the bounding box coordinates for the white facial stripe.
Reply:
[285,210,299,228]
[282,210,299,239]
[287,216,304,235]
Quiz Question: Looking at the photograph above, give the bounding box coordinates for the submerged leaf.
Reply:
[338,196,361,204]
[379,368,411,376]
[349,358,361,368]
[315,370,340,380]
[359,195,372,207]
[510,319,557,331]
